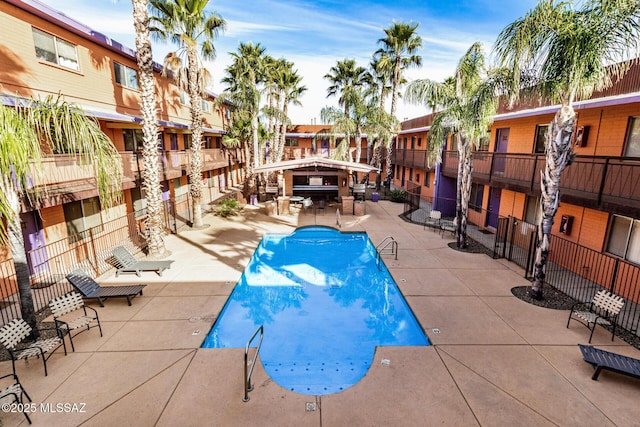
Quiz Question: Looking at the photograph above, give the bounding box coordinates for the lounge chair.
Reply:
[0,373,32,424]
[578,344,640,381]
[112,246,173,277]
[0,318,66,376]
[66,269,146,307]
[423,210,441,231]
[49,291,102,351]
[567,289,625,342]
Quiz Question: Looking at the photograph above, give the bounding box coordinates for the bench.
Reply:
[423,210,441,231]
[567,290,625,343]
[579,344,640,381]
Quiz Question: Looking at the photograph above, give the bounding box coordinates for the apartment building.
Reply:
[394,62,640,321]
[0,0,242,304]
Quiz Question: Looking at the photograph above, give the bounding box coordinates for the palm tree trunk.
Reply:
[3,179,38,336]
[458,140,473,249]
[530,105,576,299]
[187,46,205,228]
[132,0,165,256]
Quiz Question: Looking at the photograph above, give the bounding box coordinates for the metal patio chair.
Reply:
[49,291,102,352]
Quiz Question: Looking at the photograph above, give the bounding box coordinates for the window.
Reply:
[202,100,210,113]
[606,215,640,264]
[534,125,549,154]
[476,136,490,152]
[123,129,143,152]
[524,196,541,225]
[424,172,430,187]
[184,134,192,150]
[285,138,299,147]
[409,168,413,181]
[114,62,139,89]
[130,187,147,218]
[624,117,640,157]
[179,90,190,106]
[64,197,102,241]
[204,136,213,149]
[32,28,79,71]
[470,184,484,212]
[417,137,422,147]
[416,173,420,183]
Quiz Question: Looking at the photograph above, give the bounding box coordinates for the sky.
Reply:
[36,0,539,124]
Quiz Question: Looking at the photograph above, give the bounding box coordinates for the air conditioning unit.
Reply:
[574,126,589,147]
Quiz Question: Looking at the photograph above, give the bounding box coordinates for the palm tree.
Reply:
[377,21,423,181]
[0,97,122,333]
[149,0,225,228]
[131,0,165,257]
[324,59,372,115]
[221,42,268,195]
[369,53,393,166]
[274,64,306,164]
[405,43,504,249]
[494,0,640,299]
[224,42,267,171]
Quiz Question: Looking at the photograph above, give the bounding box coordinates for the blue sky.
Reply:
[37,0,539,123]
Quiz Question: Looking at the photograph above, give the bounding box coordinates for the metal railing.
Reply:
[376,236,398,261]
[243,325,264,402]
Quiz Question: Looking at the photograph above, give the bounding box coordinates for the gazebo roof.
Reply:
[253,157,380,174]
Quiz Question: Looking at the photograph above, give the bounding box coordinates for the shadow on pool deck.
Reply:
[2,201,640,426]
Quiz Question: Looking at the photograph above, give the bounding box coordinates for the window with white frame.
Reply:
[202,99,210,112]
[606,215,640,264]
[64,197,102,241]
[179,90,190,106]
[624,117,640,157]
[32,28,79,71]
[114,62,139,89]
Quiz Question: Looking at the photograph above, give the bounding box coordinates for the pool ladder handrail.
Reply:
[376,236,398,260]
[243,325,264,402]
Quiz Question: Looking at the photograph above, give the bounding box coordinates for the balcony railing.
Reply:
[392,148,433,170]
[29,148,238,199]
[439,151,640,213]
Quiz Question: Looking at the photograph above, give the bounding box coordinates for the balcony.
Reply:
[440,151,640,215]
[392,148,433,170]
[25,148,239,210]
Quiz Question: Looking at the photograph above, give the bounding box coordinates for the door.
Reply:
[21,211,49,275]
[486,187,501,229]
[493,128,509,175]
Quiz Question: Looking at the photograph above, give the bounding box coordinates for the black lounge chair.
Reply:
[112,246,173,277]
[579,344,640,381]
[0,373,32,424]
[66,269,146,307]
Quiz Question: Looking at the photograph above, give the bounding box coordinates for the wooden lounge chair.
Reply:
[578,344,640,381]
[0,318,66,376]
[112,246,173,277]
[66,269,146,307]
[567,289,625,343]
[49,292,102,351]
[0,373,32,424]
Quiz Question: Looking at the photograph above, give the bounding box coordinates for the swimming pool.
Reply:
[202,226,429,395]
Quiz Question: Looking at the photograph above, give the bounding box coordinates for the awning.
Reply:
[253,157,380,174]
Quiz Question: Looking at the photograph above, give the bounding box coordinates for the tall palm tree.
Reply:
[369,53,393,167]
[0,97,122,333]
[223,42,267,172]
[274,64,306,164]
[494,0,640,299]
[406,43,504,249]
[324,59,372,115]
[377,21,423,181]
[149,0,225,228]
[131,0,165,256]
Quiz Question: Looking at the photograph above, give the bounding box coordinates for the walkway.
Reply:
[2,201,639,426]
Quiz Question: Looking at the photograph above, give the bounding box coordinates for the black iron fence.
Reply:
[402,201,640,338]
[0,211,146,326]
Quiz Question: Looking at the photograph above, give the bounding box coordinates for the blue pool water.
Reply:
[202,226,429,395]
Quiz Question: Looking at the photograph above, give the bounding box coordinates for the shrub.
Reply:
[389,189,406,203]
[215,197,241,217]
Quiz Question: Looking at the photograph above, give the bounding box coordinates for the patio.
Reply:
[2,200,639,426]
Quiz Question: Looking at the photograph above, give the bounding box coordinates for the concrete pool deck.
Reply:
[2,200,639,426]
